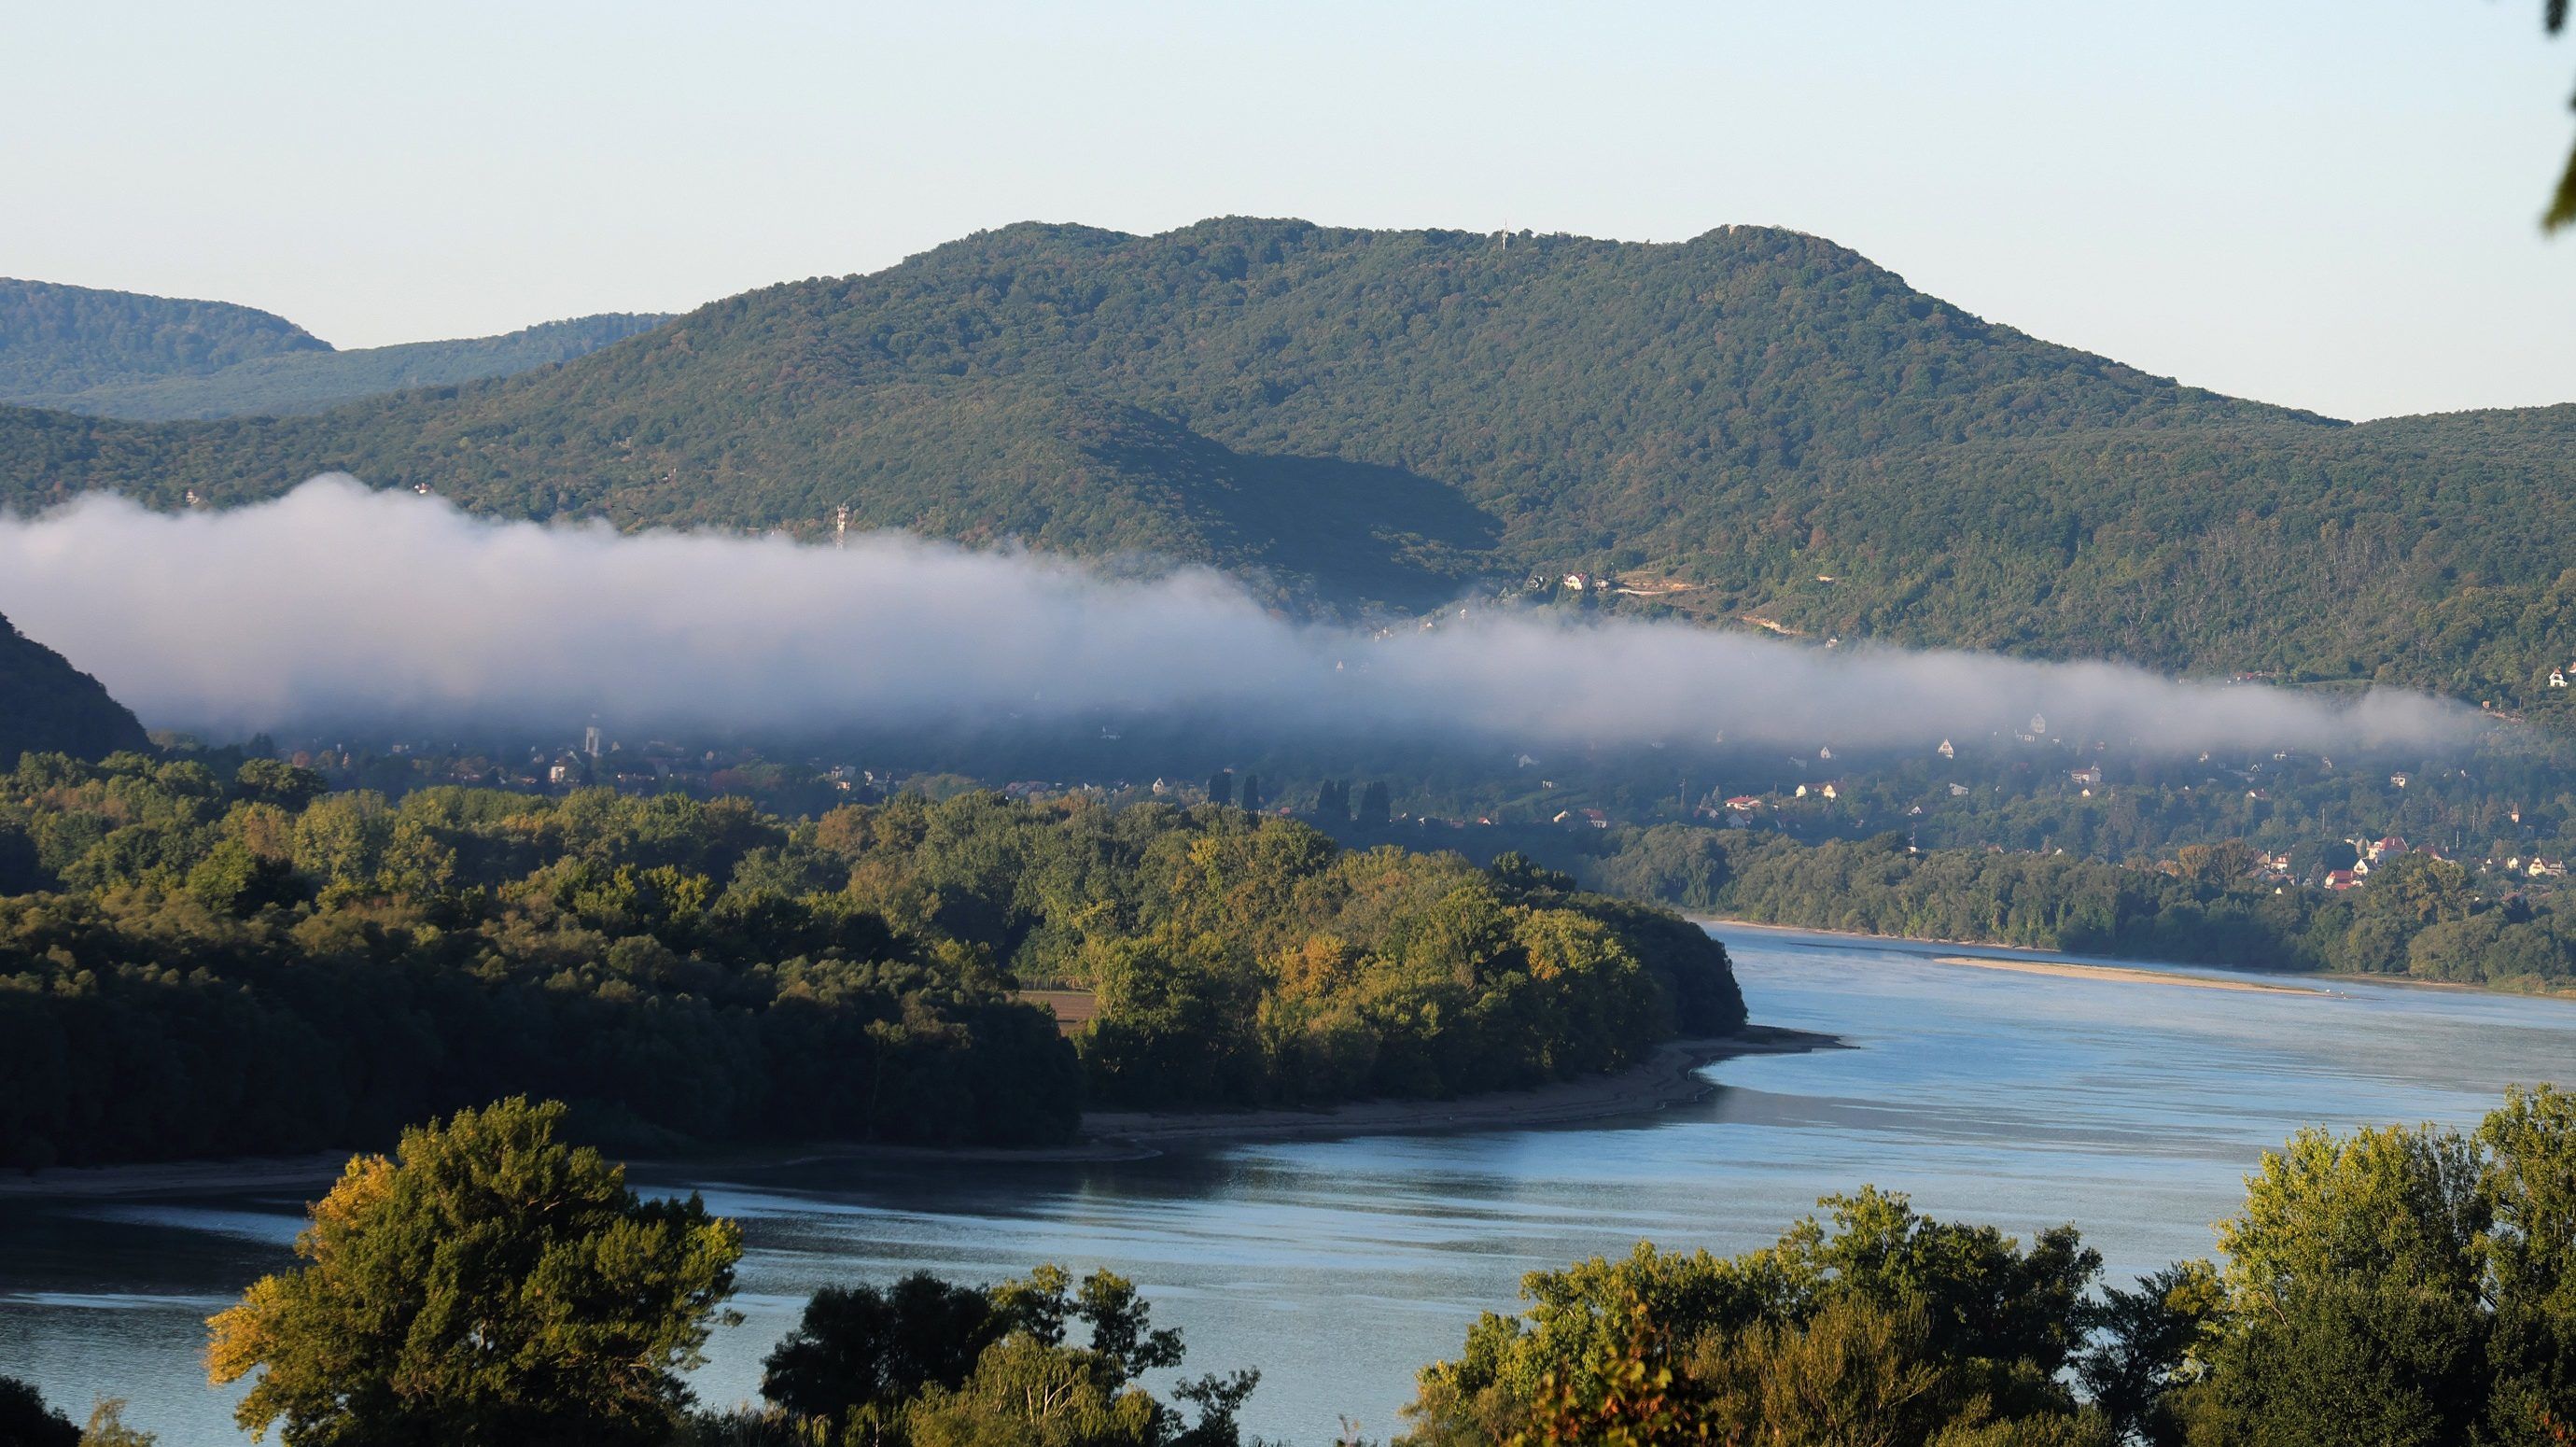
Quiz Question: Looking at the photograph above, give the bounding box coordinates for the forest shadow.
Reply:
[1208,449,1508,613]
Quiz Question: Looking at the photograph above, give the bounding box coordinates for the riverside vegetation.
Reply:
[1397,1084,2576,1447]
[1581,824,2576,991]
[8,1088,2570,1446]
[0,749,1743,1168]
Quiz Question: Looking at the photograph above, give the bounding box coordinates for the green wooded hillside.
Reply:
[0,278,665,419]
[0,612,149,762]
[4,219,2572,695]
[0,277,327,393]
[15,313,672,420]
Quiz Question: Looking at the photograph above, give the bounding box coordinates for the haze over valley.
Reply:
[0,476,2477,758]
[7,7,2576,1445]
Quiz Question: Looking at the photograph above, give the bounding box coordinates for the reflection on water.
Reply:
[4,930,2570,1444]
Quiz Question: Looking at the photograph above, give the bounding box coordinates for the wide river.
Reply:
[5,926,2572,1444]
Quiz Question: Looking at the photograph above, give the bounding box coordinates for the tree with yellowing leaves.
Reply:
[207,1097,741,1447]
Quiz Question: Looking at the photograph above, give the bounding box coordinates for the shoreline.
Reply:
[1077,1024,1832,1149]
[0,1026,1835,1201]
[1695,916,2550,997]
[1926,954,2323,994]
[0,1151,358,1202]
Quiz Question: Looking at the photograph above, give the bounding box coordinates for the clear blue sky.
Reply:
[6,0,2569,420]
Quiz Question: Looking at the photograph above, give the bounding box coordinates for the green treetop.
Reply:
[206,1096,742,1447]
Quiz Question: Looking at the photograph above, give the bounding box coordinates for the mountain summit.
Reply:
[2,219,2570,709]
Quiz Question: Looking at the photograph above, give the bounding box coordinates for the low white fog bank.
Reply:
[0,478,2471,752]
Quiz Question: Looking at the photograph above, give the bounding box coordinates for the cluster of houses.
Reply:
[1710,780,1842,817]
[2322,835,2438,891]
[2318,834,2568,891]
[1694,733,2121,821]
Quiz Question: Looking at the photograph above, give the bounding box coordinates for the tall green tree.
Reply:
[759,1273,1010,1418]
[206,1097,742,1447]
[1359,780,1393,826]
[2183,1089,2576,1444]
[898,1266,1254,1447]
[706,1265,1257,1447]
[1404,1187,2103,1444]
[2071,1262,2219,1447]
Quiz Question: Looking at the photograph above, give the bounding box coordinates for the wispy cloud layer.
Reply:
[0,478,2472,753]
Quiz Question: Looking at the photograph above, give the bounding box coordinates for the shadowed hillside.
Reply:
[0,612,148,761]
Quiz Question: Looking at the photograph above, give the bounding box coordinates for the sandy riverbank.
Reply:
[0,1027,1836,1199]
[1927,955,2324,994]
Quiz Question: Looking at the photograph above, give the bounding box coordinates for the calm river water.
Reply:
[5,926,2572,1444]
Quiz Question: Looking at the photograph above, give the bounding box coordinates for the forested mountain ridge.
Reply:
[0,277,327,393]
[0,611,149,761]
[14,313,673,421]
[0,278,665,420]
[2,219,2572,700]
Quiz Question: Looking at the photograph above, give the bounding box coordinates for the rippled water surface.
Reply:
[6,928,2572,1444]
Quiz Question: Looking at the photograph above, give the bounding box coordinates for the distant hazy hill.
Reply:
[0,612,149,761]
[1,219,2570,707]
[0,279,666,419]
[0,279,329,395]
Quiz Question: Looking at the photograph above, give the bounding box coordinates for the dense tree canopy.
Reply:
[0,278,326,394]
[758,1274,1017,1420]
[1401,1088,2576,1446]
[1404,1187,2107,1445]
[1582,824,2576,991]
[702,1264,1256,1447]
[2179,1085,2576,1444]
[0,752,1739,1166]
[0,759,1081,1164]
